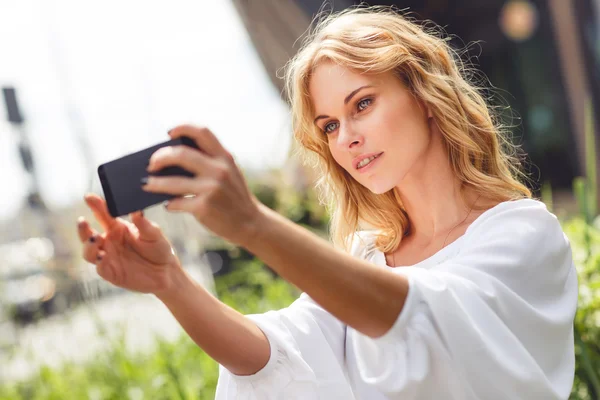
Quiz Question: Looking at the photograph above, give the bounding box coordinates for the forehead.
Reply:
[308,62,384,111]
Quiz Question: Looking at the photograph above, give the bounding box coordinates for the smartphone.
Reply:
[98,136,200,218]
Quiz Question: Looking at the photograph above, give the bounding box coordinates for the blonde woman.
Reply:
[77,6,577,399]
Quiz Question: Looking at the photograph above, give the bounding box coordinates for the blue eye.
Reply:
[357,98,372,111]
[321,97,372,135]
[324,121,339,134]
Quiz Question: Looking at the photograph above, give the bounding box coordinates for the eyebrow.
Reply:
[313,85,374,124]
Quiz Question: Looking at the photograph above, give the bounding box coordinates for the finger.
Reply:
[95,250,115,284]
[168,125,232,160]
[129,210,164,241]
[141,175,204,196]
[83,233,106,264]
[162,180,220,213]
[147,144,215,177]
[164,195,202,214]
[84,193,118,231]
[77,217,97,242]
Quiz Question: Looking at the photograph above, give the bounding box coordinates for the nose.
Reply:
[337,124,362,150]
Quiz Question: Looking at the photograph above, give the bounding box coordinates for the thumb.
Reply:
[130,211,163,241]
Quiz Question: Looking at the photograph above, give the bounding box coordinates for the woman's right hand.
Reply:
[77,193,181,295]
[78,197,272,377]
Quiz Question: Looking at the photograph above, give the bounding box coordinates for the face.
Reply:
[309,62,433,194]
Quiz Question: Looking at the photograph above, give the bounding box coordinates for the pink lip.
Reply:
[355,153,383,174]
[353,152,383,170]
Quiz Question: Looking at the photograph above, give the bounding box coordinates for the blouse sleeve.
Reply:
[214,232,374,400]
[214,292,353,399]
[351,200,578,399]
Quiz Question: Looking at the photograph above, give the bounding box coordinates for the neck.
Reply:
[395,125,479,242]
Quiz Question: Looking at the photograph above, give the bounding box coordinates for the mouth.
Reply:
[355,152,383,173]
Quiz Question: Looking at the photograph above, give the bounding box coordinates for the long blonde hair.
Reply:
[283,6,532,253]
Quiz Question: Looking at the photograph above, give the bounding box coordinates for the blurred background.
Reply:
[0,0,598,399]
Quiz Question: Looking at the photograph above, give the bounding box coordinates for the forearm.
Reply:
[156,267,270,376]
[242,204,409,338]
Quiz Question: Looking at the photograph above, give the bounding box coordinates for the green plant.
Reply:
[0,257,299,400]
[566,97,600,400]
[565,214,600,400]
[567,191,600,399]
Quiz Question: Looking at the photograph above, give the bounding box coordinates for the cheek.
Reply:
[368,102,406,139]
[384,106,429,150]
[328,145,347,171]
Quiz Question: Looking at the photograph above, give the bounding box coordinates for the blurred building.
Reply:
[233,0,600,209]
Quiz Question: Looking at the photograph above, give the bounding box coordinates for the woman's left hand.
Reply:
[143,124,263,246]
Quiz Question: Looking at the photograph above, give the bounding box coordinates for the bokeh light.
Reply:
[499,0,539,42]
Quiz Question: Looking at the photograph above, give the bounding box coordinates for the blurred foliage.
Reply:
[0,152,599,398]
[569,99,600,400]
[567,215,600,400]
[0,261,299,400]
[247,170,330,232]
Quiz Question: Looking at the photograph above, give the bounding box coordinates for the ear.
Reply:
[412,93,432,119]
[425,103,433,119]
[417,99,433,119]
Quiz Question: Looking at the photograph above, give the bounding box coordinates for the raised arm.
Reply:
[155,268,271,376]
[78,193,270,376]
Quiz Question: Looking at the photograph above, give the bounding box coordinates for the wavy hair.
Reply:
[283,6,532,253]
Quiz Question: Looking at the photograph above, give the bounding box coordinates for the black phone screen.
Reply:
[98,136,199,218]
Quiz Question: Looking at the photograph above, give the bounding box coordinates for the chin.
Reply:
[371,186,394,195]
[350,168,400,195]
[364,179,397,195]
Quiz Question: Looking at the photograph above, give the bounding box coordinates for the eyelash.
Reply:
[323,97,373,134]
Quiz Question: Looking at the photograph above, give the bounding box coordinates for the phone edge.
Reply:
[97,164,120,218]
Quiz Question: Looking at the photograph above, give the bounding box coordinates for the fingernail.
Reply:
[163,201,169,209]
[140,177,149,186]
[168,129,173,136]
[89,236,96,243]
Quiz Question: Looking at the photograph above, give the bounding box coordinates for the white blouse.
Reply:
[215,199,578,399]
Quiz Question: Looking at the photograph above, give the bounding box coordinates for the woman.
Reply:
[77,6,578,399]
